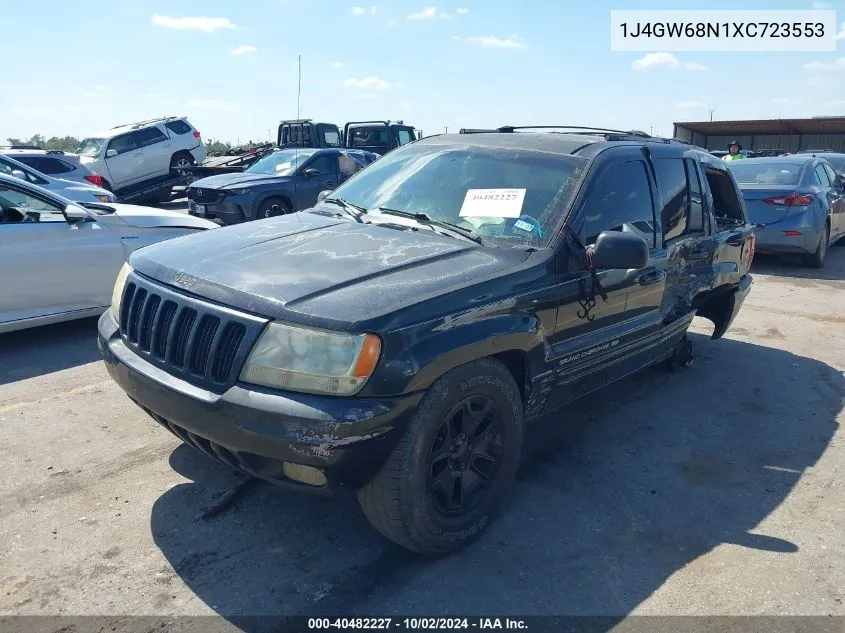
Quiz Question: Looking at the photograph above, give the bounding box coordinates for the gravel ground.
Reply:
[1,248,843,630]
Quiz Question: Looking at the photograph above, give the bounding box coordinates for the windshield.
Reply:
[77,138,106,158]
[823,156,845,172]
[727,161,803,185]
[320,143,588,249]
[246,149,317,176]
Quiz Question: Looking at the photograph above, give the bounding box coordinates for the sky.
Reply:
[2,0,844,145]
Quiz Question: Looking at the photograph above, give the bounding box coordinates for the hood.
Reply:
[130,212,524,328]
[90,203,219,230]
[189,172,293,189]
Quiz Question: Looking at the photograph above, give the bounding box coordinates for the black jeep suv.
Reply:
[98,126,755,555]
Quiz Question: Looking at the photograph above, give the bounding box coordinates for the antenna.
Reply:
[297,54,302,121]
[294,54,302,223]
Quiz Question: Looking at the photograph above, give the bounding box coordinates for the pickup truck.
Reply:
[277,118,421,155]
[98,126,755,556]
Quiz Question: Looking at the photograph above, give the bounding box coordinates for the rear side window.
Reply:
[135,127,167,147]
[17,156,76,174]
[823,163,839,185]
[578,160,656,248]
[654,158,689,242]
[397,129,413,145]
[685,159,705,233]
[165,120,192,135]
[814,163,831,187]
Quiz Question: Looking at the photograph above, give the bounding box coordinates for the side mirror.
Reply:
[10,169,27,181]
[64,204,89,224]
[106,149,118,158]
[317,190,332,202]
[302,168,320,178]
[589,231,649,270]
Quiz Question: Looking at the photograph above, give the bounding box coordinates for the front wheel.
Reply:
[357,358,523,556]
[256,197,291,220]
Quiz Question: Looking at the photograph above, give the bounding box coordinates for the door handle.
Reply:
[637,269,665,285]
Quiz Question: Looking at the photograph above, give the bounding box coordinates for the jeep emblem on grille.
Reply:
[173,272,198,289]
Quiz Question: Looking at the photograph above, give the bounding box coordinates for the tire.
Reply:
[170,152,195,176]
[357,357,523,556]
[803,223,829,269]
[256,197,291,220]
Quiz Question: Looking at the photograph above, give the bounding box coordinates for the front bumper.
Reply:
[187,196,249,225]
[97,311,422,493]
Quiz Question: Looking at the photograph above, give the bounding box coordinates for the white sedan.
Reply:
[0,172,218,334]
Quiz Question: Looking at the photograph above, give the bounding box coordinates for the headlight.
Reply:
[240,321,382,396]
[111,262,133,320]
[230,187,251,195]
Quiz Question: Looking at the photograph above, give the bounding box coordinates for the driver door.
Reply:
[547,150,665,407]
[0,181,125,325]
[293,153,339,209]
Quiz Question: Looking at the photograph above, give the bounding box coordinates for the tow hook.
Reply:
[667,334,694,372]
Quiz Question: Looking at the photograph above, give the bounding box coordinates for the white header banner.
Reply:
[610,10,837,52]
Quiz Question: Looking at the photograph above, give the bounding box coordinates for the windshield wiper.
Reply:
[377,207,482,244]
[321,197,367,223]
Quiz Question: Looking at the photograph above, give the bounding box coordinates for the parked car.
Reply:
[185,147,369,224]
[0,148,106,187]
[76,116,206,196]
[0,172,217,334]
[807,152,845,179]
[0,153,115,203]
[99,127,755,555]
[726,155,845,267]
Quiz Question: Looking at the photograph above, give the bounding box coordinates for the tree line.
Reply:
[5,134,236,156]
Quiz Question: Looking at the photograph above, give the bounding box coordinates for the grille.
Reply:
[119,274,266,391]
[188,187,225,204]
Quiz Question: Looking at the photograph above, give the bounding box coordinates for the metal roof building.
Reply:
[673,117,845,153]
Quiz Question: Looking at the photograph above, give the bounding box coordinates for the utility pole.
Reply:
[650,125,654,135]
[445,126,448,134]
[708,108,715,121]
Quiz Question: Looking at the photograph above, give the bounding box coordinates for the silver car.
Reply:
[0,153,115,204]
[0,148,105,188]
[0,172,218,334]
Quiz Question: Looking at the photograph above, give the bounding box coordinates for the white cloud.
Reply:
[813,1,831,8]
[150,14,236,32]
[371,5,377,13]
[440,12,451,18]
[388,18,397,26]
[453,35,525,48]
[802,57,845,70]
[185,99,237,111]
[230,45,257,56]
[344,76,391,90]
[632,52,680,69]
[684,62,707,71]
[350,6,365,15]
[331,61,345,69]
[835,23,845,39]
[408,6,437,19]
[675,101,707,109]
[456,7,469,14]
[81,85,112,98]
[772,98,791,104]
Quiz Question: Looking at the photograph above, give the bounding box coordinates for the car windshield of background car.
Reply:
[246,150,316,176]
[77,138,106,158]
[323,143,588,249]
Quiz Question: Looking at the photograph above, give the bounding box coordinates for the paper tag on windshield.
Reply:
[459,188,525,218]
[513,219,534,232]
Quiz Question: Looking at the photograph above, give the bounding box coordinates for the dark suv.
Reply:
[98,126,755,555]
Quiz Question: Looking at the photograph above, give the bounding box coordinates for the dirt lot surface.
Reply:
[1,249,843,629]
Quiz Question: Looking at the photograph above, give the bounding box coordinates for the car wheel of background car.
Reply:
[357,357,523,556]
[256,197,291,219]
[804,222,829,268]
[170,152,196,176]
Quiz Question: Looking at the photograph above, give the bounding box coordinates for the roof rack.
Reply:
[109,116,181,130]
[279,119,314,124]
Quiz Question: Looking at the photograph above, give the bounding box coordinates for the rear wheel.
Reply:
[170,152,195,176]
[804,223,829,269]
[357,358,523,556]
[256,197,291,220]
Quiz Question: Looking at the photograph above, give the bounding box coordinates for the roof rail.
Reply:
[495,125,652,136]
[109,116,181,130]
[279,119,314,124]
[459,128,499,134]
[0,144,43,150]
